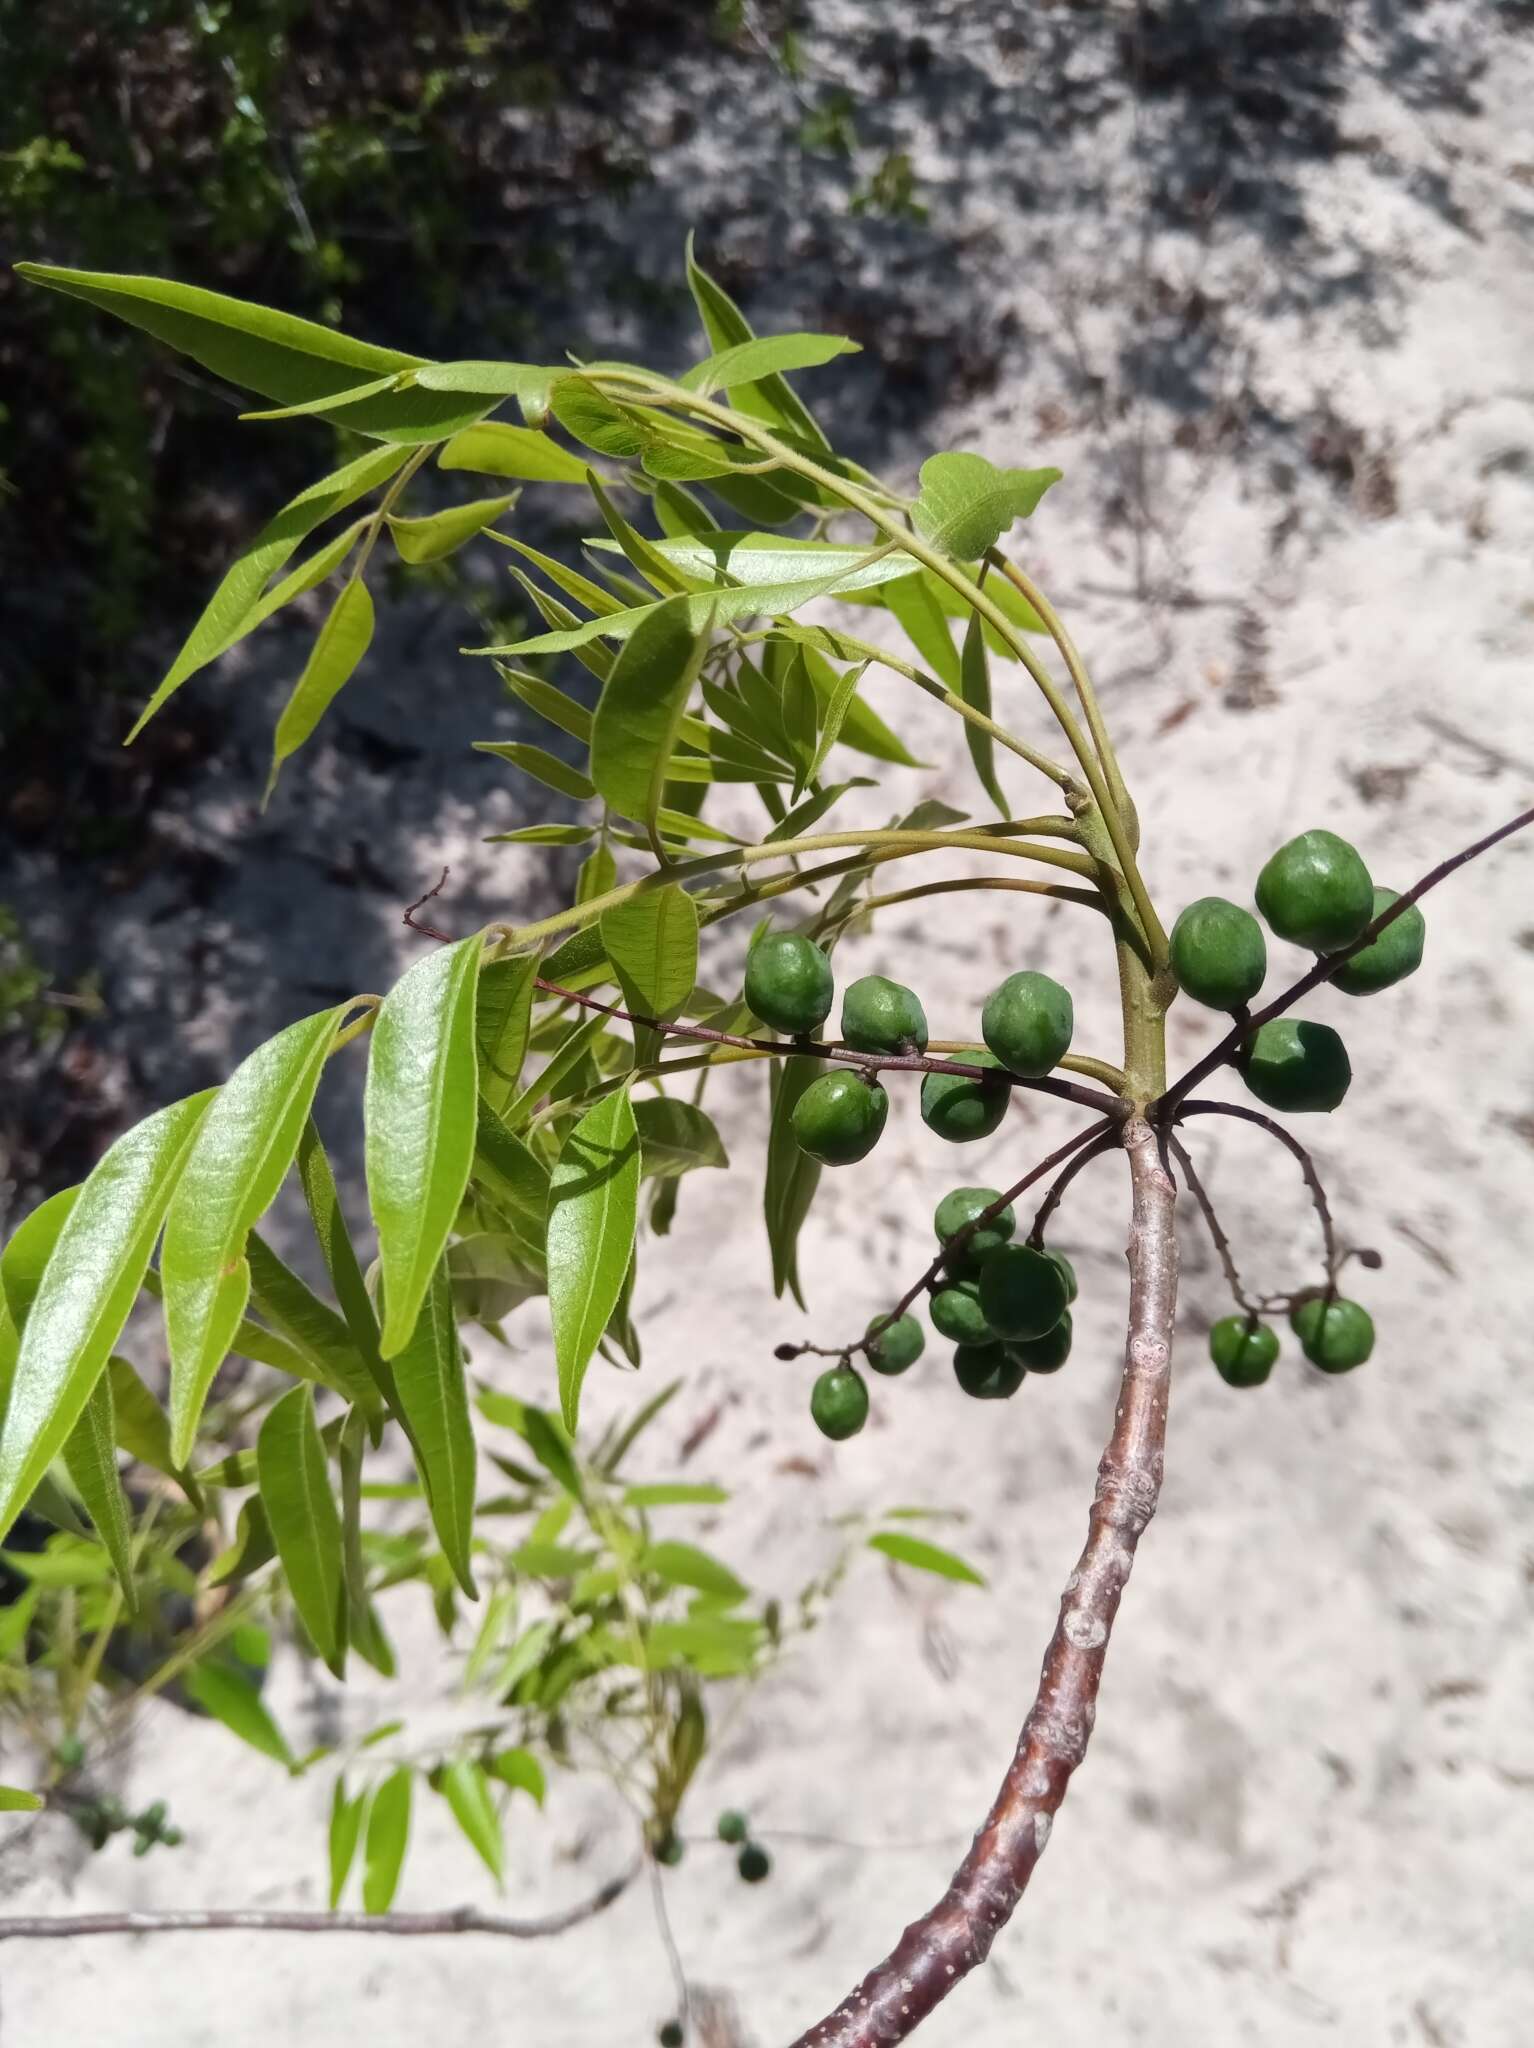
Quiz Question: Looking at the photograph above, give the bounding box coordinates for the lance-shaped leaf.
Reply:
[266,579,375,802]
[337,1408,393,1674]
[868,1529,986,1587]
[183,1657,295,1768]
[547,1088,641,1434]
[439,422,588,484]
[328,1776,369,1908]
[365,934,483,1357]
[62,1375,137,1611]
[472,1101,550,1259]
[295,1124,396,1421]
[474,742,594,802]
[163,1008,345,1465]
[387,493,517,566]
[388,1259,477,1597]
[362,1767,413,1912]
[910,451,1062,560]
[207,1494,278,1586]
[960,610,1008,815]
[633,1099,729,1180]
[882,571,963,692]
[474,956,539,1113]
[764,1057,824,1309]
[245,1234,385,1416]
[589,595,711,829]
[600,885,698,1065]
[436,1759,505,1884]
[258,1384,347,1675]
[0,1185,81,1336]
[107,1357,195,1501]
[684,235,831,452]
[680,332,860,395]
[0,1091,214,1541]
[0,1787,43,1812]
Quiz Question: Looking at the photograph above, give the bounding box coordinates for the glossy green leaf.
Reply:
[652,478,718,537]
[505,1013,607,1128]
[960,610,1008,815]
[184,1657,295,1767]
[764,1057,824,1309]
[366,935,483,1357]
[487,1747,545,1807]
[475,957,539,1114]
[622,1482,728,1508]
[882,571,962,691]
[600,887,698,1043]
[868,1530,986,1587]
[0,1785,43,1812]
[206,1494,278,1586]
[266,580,375,801]
[328,1776,368,1908]
[388,494,517,566]
[547,1088,641,1434]
[472,1101,551,1253]
[437,1760,504,1884]
[633,1099,729,1180]
[589,596,711,829]
[107,1356,194,1498]
[244,1234,384,1416]
[0,1185,82,1335]
[547,378,648,457]
[770,630,924,767]
[258,1385,347,1675]
[910,452,1062,560]
[586,472,698,597]
[163,1008,344,1464]
[296,1123,395,1421]
[337,1410,391,1675]
[363,1768,413,1912]
[439,422,588,484]
[0,1091,214,1541]
[473,742,594,802]
[390,1259,477,1597]
[243,377,505,442]
[681,332,859,395]
[61,1375,136,1611]
[684,237,830,450]
[494,666,593,745]
[780,647,819,791]
[641,1541,747,1604]
[414,360,558,401]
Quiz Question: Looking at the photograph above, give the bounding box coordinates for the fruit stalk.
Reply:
[788,1117,1178,2048]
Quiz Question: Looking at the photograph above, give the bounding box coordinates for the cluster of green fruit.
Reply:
[653,1807,771,1885]
[1172,828,1426,1112]
[744,932,1075,1164]
[1208,1294,1375,1388]
[807,1188,1078,1439]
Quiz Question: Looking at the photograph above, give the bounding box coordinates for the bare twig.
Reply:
[1166,1132,1257,1315]
[1158,804,1534,1115]
[1025,1124,1122,1248]
[403,866,455,941]
[1176,1099,1338,1283]
[788,1118,1178,2045]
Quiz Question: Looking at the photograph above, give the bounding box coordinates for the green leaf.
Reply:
[473,742,594,803]
[107,1357,192,1497]
[414,360,558,402]
[295,1123,395,1422]
[472,1101,551,1255]
[0,1532,110,1585]
[390,1259,477,1597]
[439,422,588,484]
[882,572,962,692]
[163,1007,344,1464]
[475,956,539,1113]
[0,1090,214,1541]
[684,237,831,451]
[547,378,648,457]
[633,1099,728,1180]
[775,631,924,767]
[0,1185,81,1335]
[494,666,593,745]
[644,1615,764,1676]
[641,1541,747,1604]
[487,822,593,848]
[868,1530,987,1587]
[586,472,698,597]
[244,1234,385,1416]
[780,648,819,792]
[681,332,859,395]
[266,580,375,801]
[437,1760,504,1884]
[328,1776,368,1908]
[959,610,1008,815]
[477,1389,581,1498]
[589,595,711,828]
[240,375,511,443]
[15,264,421,408]
[763,1058,824,1309]
[258,1385,347,1675]
[366,935,483,1357]
[622,1482,728,1508]
[362,1766,412,1913]
[206,1494,278,1586]
[499,535,626,621]
[184,1657,295,1768]
[910,452,1062,561]
[487,1747,545,1807]
[505,1013,608,1128]
[600,887,698,1048]
[586,531,917,600]
[0,1786,43,1812]
[388,494,518,566]
[62,1374,136,1611]
[547,1088,641,1434]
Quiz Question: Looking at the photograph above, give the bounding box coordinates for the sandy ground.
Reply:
[4,7,1534,2045]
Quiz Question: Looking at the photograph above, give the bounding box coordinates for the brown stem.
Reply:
[533,978,1123,1119]
[1176,1099,1338,1282]
[787,1119,1178,2046]
[1025,1125,1122,1248]
[0,1857,640,1943]
[1158,803,1534,1116]
[1166,1132,1257,1315]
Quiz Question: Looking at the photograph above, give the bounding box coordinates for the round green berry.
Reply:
[981,971,1074,1078]
[978,1243,1070,1341]
[716,1809,749,1846]
[737,1841,772,1883]
[934,1187,1016,1269]
[1011,1309,1073,1374]
[1208,1315,1279,1387]
[655,1832,685,1867]
[1255,830,1374,953]
[791,1070,888,1165]
[810,1365,869,1440]
[865,1312,924,1376]
[1329,887,1425,997]
[1170,896,1268,1011]
[1043,1248,1078,1304]
[1290,1296,1375,1373]
[953,1344,1026,1400]
[1240,1017,1352,1113]
[919,1051,1009,1143]
[744,931,834,1036]
[929,1280,995,1346]
[840,975,928,1055]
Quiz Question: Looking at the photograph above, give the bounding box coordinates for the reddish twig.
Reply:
[1025,1124,1122,1248]
[1176,1099,1338,1283]
[1158,803,1534,1116]
[403,866,455,941]
[788,1118,1178,2045]
[1166,1132,1258,1315]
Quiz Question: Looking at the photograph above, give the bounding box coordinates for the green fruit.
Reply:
[1291,1296,1375,1372]
[717,1809,749,1845]
[978,1243,1069,1341]
[1330,886,1425,996]
[737,1841,772,1883]
[865,1312,925,1376]
[744,931,834,1036]
[810,1365,869,1440]
[1012,1309,1073,1374]
[1240,1017,1351,1113]
[1170,896,1268,1011]
[841,974,929,1055]
[659,2023,685,2048]
[655,1832,685,1866]
[929,1280,994,1346]
[791,1070,888,1164]
[1043,1248,1078,1303]
[934,1186,1016,1269]
[1208,1315,1279,1387]
[981,971,1074,1078]
[920,1052,1010,1143]
[952,1344,1026,1400]
[1255,829,1374,952]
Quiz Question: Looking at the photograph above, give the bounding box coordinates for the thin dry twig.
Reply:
[1176,1099,1338,1283]
[1166,1131,1257,1315]
[1025,1124,1123,1248]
